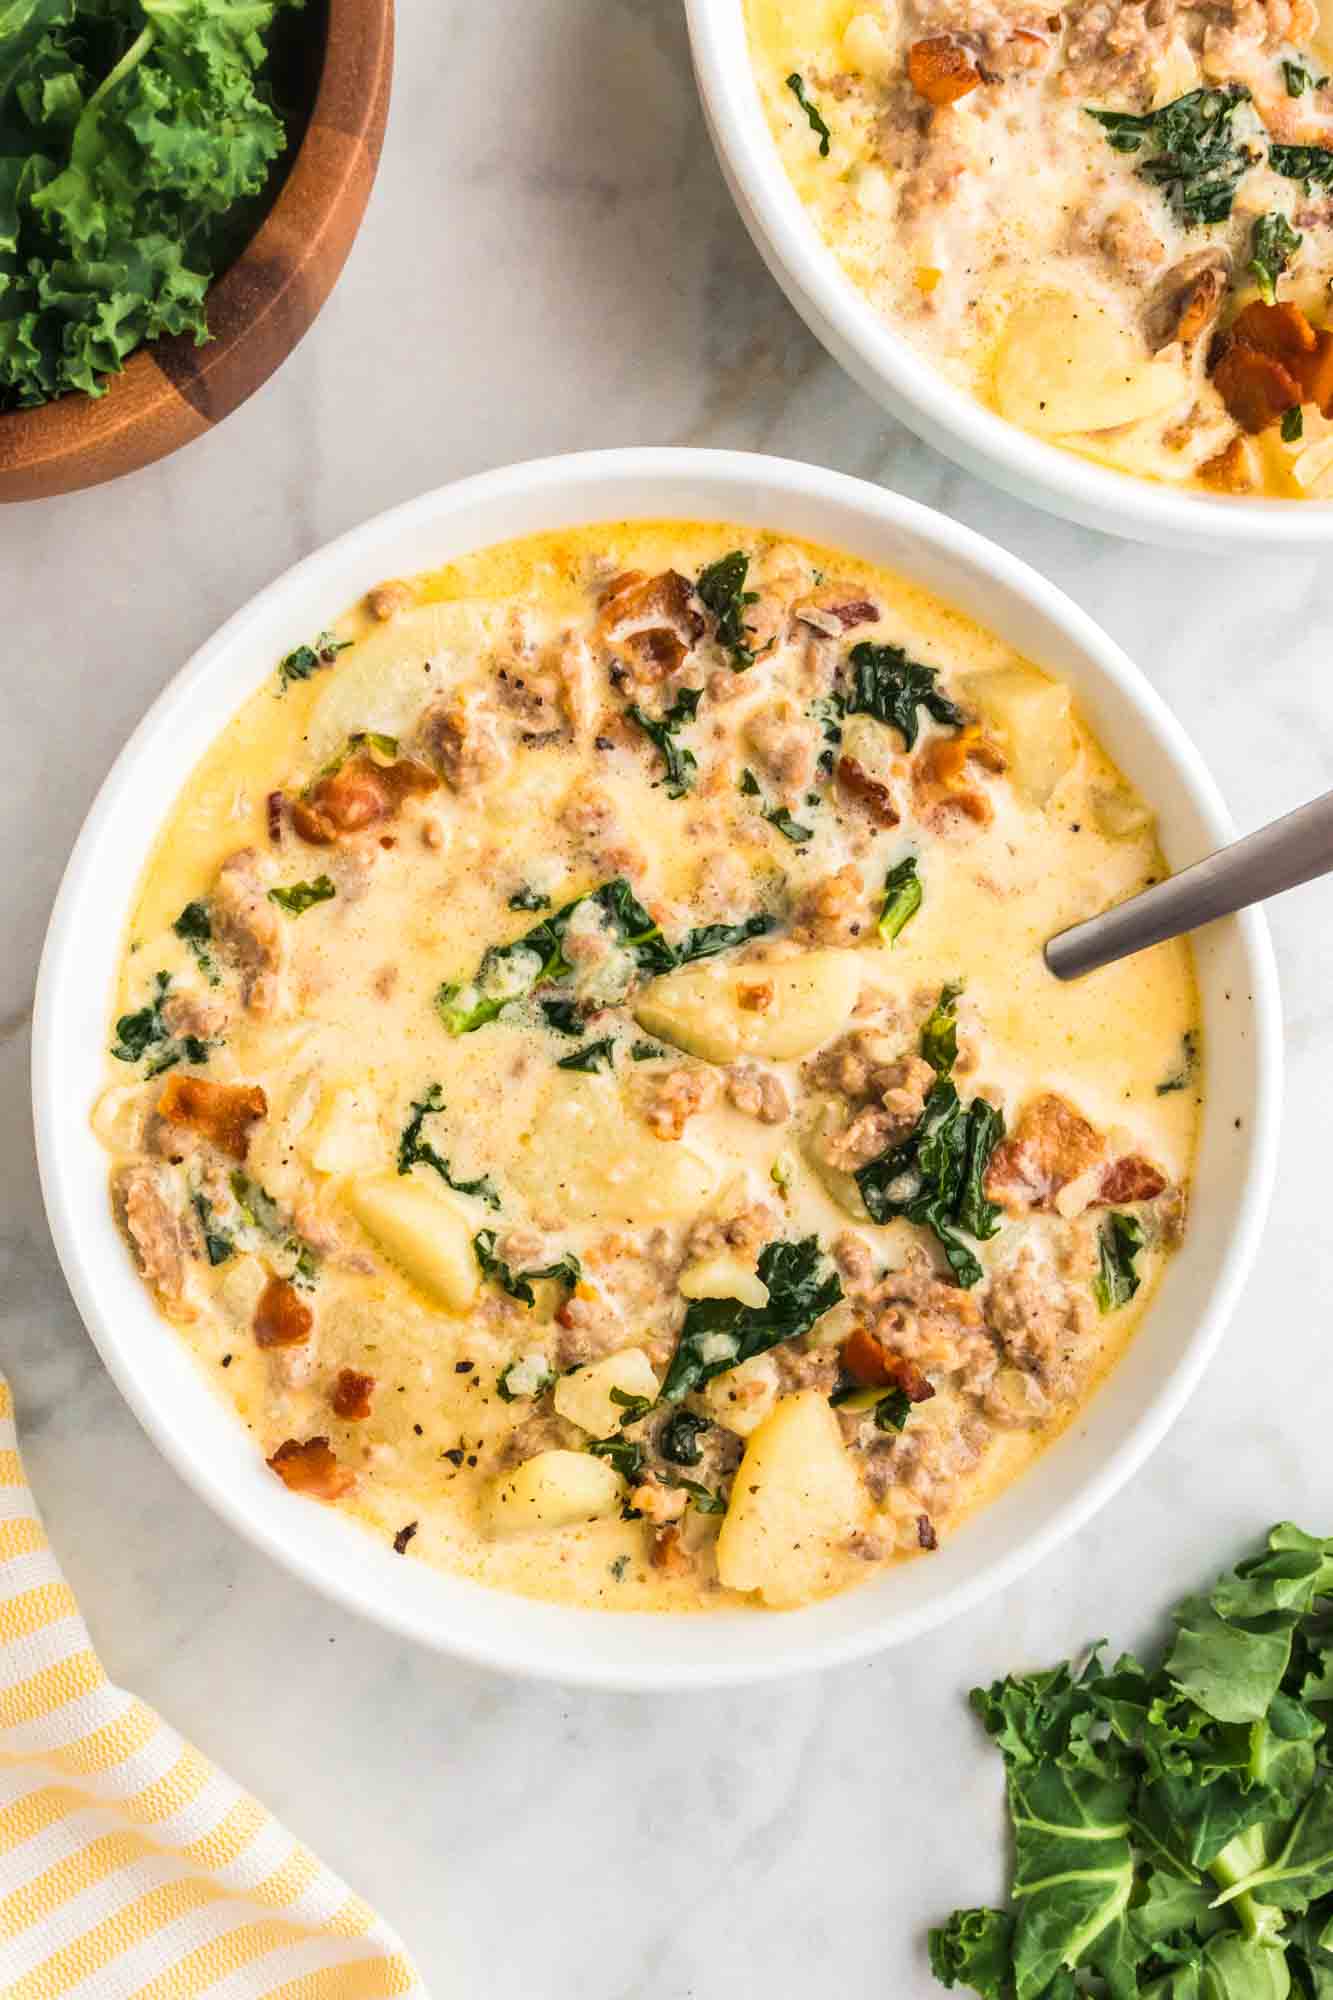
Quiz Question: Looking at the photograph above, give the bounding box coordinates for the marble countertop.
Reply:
[5,2,1333,1993]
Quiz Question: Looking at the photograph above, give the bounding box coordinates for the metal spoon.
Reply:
[1046,788,1333,981]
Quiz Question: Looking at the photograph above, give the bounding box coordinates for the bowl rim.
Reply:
[683,0,1333,548]
[0,0,393,504]
[31,447,1283,1688]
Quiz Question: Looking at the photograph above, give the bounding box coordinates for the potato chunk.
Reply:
[484,1450,622,1537]
[306,602,504,766]
[960,664,1075,808]
[505,1077,718,1224]
[715,1392,869,1608]
[993,291,1186,435]
[344,1174,479,1312]
[308,1083,381,1176]
[553,1348,662,1436]
[679,1254,769,1309]
[635,950,861,1065]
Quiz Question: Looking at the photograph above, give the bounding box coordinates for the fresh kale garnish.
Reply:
[509,885,551,912]
[1284,406,1306,443]
[672,1477,727,1515]
[268,875,336,917]
[1158,1028,1200,1096]
[229,1172,319,1287]
[110,970,209,1075]
[661,1237,842,1401]
[853,986,1003,1283]
[1087,85,1252,223]
[0,0,300,412]
[609,1387,654,1427]
[785,71,831,156]
[675,913,777,964]
[192,1194,233,1267]
[1283,59,1322,96]
[1269,142,1333,191]
[172,901,219,985]
[397,1086,501,1209]
[1250,212,1303,304]
[843,641,966,749]
[631,1040,665,1061]
[626,686,702,798]
[556,1036,616,1073]
[738,767,763,796]
[587,1434,645,1481]
[1094,1212,1145,1312]
[930,1523,1333,2000]
[878,856,922,944]
[496,1354,557,1402]
[873,1387,913,1433]
[277,630,350,694]
[474,1231,580,1309]
[765,804,814,844]
[436,878,674,1035]
[540,997,585,1037]
[697,551,759,670]
[659,1409,712,1465]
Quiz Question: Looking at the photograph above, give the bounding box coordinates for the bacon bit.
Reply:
[912,726,1005,827]
[156,1074,266,1161]
[392,1521,419,1554]
[1212,344,1299,434]
[254,1275,313,1349]
[292,752,438,846]
[266,791,284,845]
[599,570,704,683]
[836,754,901,828]
[267,1437,354,1500]
[793,588,880,635]
[1099,1155,1168,1205]
[1199,436,1257,492]
[652,1523,692,1575]
[1298,329,1333,417]
[984,1092,1104,1213]
[737,980,774,1013]
[917,1513,939,1551]
[907,36,981,105]
[1231,299,1318,365]
[841,1325,936,1403]
[331,1367,375,1419]
[1211,301,1317,434]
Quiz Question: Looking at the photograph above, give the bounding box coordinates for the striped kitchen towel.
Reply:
[0,1377,426,1998]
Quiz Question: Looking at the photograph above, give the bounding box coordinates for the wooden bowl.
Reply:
[0,0,393,504]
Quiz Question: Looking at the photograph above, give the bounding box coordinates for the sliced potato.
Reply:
[679,1254,769,1309]
[993,291,1186,436]
[305,601,506,766]
[344,1173,478,1312]
[554,1348,662,1436]
[635,950,861,1065]
[505,1076,718,1224]
[1089,782,1155,841]
[484,1450,622,1537]
[307,1083,382,1176]
[703,1353,781,1439]
[715,1392,869,1608]
[961,663,1075,808]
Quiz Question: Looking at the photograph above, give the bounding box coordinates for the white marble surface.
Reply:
[4,2,1333,1993]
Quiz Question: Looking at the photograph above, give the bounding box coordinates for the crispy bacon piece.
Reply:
[599,570,704,683]
[266,791,284,844]
[254,1275,313,1349]
[1099,1155,1167,1205]
[841,1325,936,1404]
[156,1074,266,1161]
[1199,436,1256,493]
[292,751,438,846]
[267,1437,354,1500]
[1212,343,1300,434]
[1231,299,1317,366]
[836,754,900,828]
[793,588,880,636]
[907,36,981,105]
[912,726,1005,828]
[1211,300,1319,433]
[331,1367,376,1420]
[651,1524,692,1575]
[917,1514,939,1552]
[984,1092,1104,1213]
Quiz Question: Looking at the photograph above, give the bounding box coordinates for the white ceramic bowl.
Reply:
[685,0,1333,550]
[33,449,1280,1688]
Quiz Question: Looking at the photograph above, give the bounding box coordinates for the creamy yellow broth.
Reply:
[95,523,1199,1613]
[747,0,1333,498]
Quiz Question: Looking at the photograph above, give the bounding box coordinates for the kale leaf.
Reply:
[1270,143,1333,191]
[697,551,759,670]
[397,1085,501,1209]
[879,855,922,943]
[1094,1212,1145,1312]
[556,1036,616,1073]
[540,996,584,1037]
[843,641,966,749]
[928,1908,1015,1997]
[508,885,551,911]
[661,1236,842,1401]
[1088,86,1252,223]
[785,71,831,156]
[921,981,963,1075]
[1250,212,1303,305]
[659,1409,712,1465]
[277,630,350,693]
[1158,1029,1201,1097]
[474,1231,580,1309]
[268,875,336,917]
[672,1477,727,1515]
[586,1434,645,1481]
[855,1074,1005,1288]
[192,1193,234,1267]
[110,969,209,1075]
[626,686,702,798]
[675,913,777,964]
[172,900,218,984]
[764,803,814,844]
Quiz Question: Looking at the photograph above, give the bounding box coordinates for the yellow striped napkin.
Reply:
[0,1378,426,1998]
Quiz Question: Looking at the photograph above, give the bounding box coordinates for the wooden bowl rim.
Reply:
[0,0,392,493]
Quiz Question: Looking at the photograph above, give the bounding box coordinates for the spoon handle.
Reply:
[1046,787,1333,981]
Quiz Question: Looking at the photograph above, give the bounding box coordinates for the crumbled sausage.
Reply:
[641,1065,720,1141]
[687,1201,780,1261]
[212,849,287,1016]
[986,1246,1093,1400]
[416,688,511,791]
[792,864,865,945]
[744,704,820,800]
[725,1062,791,1124]
[112,1164,197,1315]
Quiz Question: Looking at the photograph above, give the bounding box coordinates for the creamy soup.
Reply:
[94,524,1199,1613]
[748,0,1333,498]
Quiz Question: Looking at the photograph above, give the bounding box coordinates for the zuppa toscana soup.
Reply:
[94,525,1199,1612]
[747,0,1333,497]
